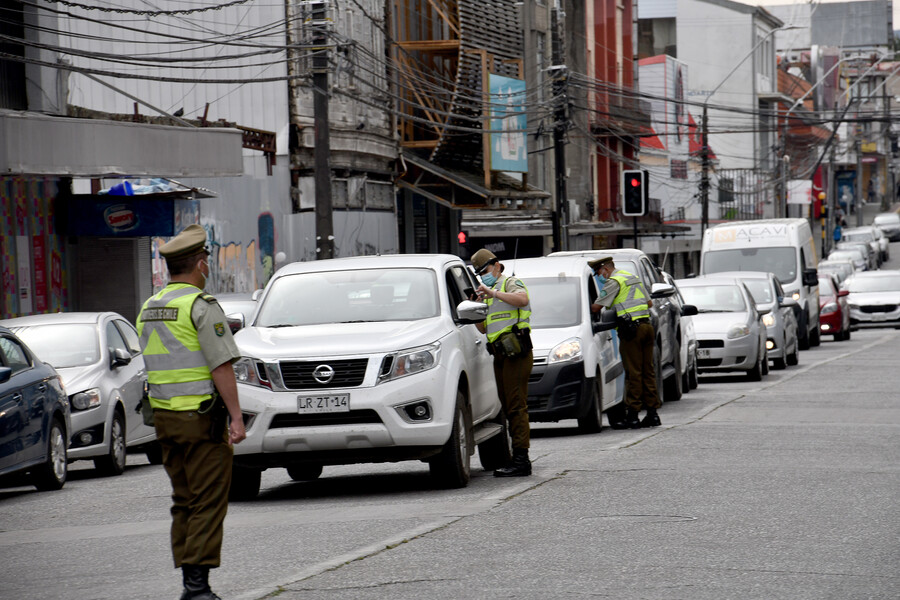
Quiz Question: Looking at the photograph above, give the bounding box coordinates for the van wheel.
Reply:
[479,411,512,470]
[429,390,471,488]
[33,418,67,491]
[229,466,262,501]
[577,376,603,433]
[809,322,821,346]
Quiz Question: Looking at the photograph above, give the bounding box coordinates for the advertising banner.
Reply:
[67,196,175,236]
[488,74,528,173]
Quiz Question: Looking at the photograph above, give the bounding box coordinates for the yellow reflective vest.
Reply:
[485,276,531,343]
[136,283,214,411]
[610,270,650,321]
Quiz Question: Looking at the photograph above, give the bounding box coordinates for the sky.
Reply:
[743,0,900,29]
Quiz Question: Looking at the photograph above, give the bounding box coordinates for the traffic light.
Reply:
[622,169,648,216]
[457,230,468,245]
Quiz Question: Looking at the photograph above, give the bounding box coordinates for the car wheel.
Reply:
[786,342,800,366]
[843,327,851,341]
[747,349,764,382]
[286,464,323,481]
[773,355,787,370]
[95,410,127,476]
[577,376,603,433]
[809,322,821,347]
[478,410,513,471]
[664,347,682,402]
[429,389,471,488]
[229,465,262,501]
[144,441,164,465]
[33,418,67,491]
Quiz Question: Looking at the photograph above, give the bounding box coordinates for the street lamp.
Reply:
[699,24,801,234]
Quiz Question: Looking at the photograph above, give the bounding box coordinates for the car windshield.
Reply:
[679,285,747,312]
[818,277,835,295]
[828,251,862,262]
[11,324,100,368]
[845,275,900,293]
[841,232,873,243]
[702,247,797,284]
[874,214,900,225]
[740,279,774,304]
[523,277,582,328]
[255,268,440,326]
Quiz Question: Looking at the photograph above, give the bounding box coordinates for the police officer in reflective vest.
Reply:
[471,248,534,477]
[136,225,246,600]
[589,256,661,428]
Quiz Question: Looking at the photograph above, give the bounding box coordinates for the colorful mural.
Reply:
[0,177,69,318]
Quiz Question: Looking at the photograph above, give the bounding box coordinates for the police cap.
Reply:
[159,224,209,259]
[588,255,614,271]
[471,248,498,275]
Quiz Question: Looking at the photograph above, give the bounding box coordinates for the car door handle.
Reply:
[12,393,23,403]
[475,339,483,345]
[37,383,47,392]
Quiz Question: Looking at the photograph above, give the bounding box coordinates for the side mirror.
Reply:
[802,268,818,287]
[226,312,245,333]
[251,289,263,301]
[592,309,618,333]
[456,300,488,324]
[837,289,850,297]
[111,348,132,368]
[681,304,698,316]
[0,366,10,384]
[650,282,676,298]
[779,296,798,307]
[756,305,772,316]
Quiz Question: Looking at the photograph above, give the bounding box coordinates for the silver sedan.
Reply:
[844,271,900,330]
[675,276,769,381]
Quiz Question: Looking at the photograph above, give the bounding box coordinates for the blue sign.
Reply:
[488,74,528,173]
[67,196,175,236]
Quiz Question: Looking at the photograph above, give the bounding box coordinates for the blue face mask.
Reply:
[481,272,498,287]
[594,273,607,289]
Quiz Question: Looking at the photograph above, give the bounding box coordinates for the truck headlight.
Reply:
[727,324,751,339]
[549,338,582,364]
[379,343,440,383]
[234,357,271,389]
[791,292,801,301]
[762,313,775,327]
[71,388,101,410]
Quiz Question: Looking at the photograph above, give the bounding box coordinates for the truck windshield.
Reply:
[703,247,797,285]
[525,278,582,328]
[256,268,439,326]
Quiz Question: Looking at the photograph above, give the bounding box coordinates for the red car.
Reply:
[818,274,850,341]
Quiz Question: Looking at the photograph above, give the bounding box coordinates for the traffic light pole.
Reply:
[700,105,709,235]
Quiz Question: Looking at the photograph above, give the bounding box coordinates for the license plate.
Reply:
[698,349,711,358]
[297,394,350,413]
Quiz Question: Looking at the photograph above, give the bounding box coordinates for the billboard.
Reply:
[488,74,528,173]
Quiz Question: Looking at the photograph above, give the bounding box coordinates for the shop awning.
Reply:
[0,109,244,178]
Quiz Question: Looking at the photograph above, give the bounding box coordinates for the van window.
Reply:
[525,277,582,328]
[702,247,797,284]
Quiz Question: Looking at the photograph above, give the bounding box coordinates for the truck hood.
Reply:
[528,326,583,353]
[235,318,448,359]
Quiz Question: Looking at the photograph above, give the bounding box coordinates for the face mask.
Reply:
[198,259,209,287]
[481,272,498,287]
[594,273,607,289]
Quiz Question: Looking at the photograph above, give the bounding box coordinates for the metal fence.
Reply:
[714,168,773,221]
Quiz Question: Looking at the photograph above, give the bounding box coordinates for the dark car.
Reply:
[818,274,850,341]
[0,326,71,491]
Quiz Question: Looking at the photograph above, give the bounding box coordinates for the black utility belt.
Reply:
[488,326,533,358]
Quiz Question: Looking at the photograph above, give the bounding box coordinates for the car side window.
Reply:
[106,322,129,358]
[0,335,32,375]
[446,265,474,318]
[114,319,142,356]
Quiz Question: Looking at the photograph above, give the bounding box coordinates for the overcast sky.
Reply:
[743,0,899,29]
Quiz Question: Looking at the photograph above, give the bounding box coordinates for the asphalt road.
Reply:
[1,250,898,600]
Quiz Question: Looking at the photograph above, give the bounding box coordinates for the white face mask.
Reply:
[198,259,209,287]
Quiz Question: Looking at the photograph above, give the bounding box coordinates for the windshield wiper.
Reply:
[698,308,731,313]
[265,324,295,328]
[337,320,369,323]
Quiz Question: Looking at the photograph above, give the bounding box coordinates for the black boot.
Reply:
[610,407,641,430]
[180,565,221,600]
[494,449,532,477]
[640,408,661,428]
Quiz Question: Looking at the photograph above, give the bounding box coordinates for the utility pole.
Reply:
[826,144,836,254]
[311,1,334,259]
[700,106,709,234]
[550,65,569,252]
[856,137,864,227]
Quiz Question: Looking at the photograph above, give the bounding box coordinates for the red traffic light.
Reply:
[457,231,467,244]
[630,178,641,187]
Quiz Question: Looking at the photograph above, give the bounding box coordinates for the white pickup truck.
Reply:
[228,254,511,499]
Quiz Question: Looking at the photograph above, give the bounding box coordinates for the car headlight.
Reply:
[727,324,751,339]
[549,338,582,364]
[71,388,101,411]
[379,343,441,383]
[762,313,775,327]
[848,303,858,310]
[791,292,801,301]
[234,357,271,389]
[821,302,838,315]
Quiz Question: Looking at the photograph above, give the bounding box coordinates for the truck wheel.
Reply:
[577,377,603,433]
[229,465,262,501]
[478,411,512,471]
[429,390,471,488]
[287,464,323,481]
[33,418,67,491]
[95,410,127,476]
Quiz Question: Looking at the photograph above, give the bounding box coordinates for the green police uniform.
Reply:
[136,225,241,571]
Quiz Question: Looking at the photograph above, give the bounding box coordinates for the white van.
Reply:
[506,256,625,432]
[701,218,820,349]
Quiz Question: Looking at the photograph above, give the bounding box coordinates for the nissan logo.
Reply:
[312,364,335,384]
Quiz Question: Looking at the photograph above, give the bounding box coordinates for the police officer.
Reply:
[136,225,246,600]
[589,256,661,429]
[471,248,533,477]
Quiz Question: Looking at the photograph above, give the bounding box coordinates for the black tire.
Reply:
[809,321,821,347]
[429,390,471,488]
[786,342,800,366]
[33,418,67,491]
[747,348,764,382]
[688,353,699,390]
[95,410,127,476]
[798,311,810,350]
[577,376,604,433]
[761,349,770,376]
[229,465,262,501]
[144,441,164,465]
[664,348,683,402]
[478,411,513,471]
[286,464,323,481]
[843,327,851,341]
[773,356,787,370]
